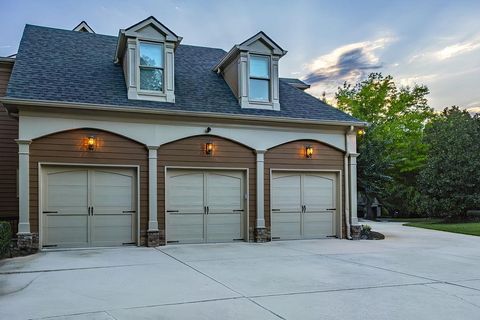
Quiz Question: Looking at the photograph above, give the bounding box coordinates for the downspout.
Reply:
[344,153,352,240]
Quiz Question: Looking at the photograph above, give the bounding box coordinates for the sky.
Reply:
[1,0,479,112]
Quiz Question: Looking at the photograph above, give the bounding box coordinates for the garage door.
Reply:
[166,169,245,244]
[42,166,137,248]
[271,172,337,240]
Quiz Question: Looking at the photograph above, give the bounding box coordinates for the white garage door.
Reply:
[271,172,337,240]
[166,169,245,244]
[42,166,137,248]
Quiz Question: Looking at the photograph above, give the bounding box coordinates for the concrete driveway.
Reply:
[1,221,480,320]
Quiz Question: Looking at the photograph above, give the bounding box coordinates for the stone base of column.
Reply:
[147,230,161,247]
[16,233,39,252]
[350,225,362,240]
[254,227,269,243]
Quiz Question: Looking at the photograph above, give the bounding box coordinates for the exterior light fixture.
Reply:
[205,142,214,155]
[305,145,313,158]
[357,128,365,136]
[86,135,97,151]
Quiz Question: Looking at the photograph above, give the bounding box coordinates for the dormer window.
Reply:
[139,42,164,92]
[249,55,270,102]
[115,16,182,103]
[213,31,287,111]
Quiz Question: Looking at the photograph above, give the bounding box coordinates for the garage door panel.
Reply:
[167,213,204,243]
[207,213,243,242]
[271,212,301,240]
[168,172,204,213]
[303,174,335,211]
[43,215,89,247]
[207,172,243,213]
[91,214,134,246]
[92,170,133,213]
[272,174,301,212]
[46,170,88,214]
[303,212,335,238]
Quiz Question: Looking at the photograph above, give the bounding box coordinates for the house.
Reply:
[0,17,366,250]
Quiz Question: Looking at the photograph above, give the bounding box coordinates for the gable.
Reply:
[134,24,166,41]
[246,39,273,54]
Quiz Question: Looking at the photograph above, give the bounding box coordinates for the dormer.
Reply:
[115,17,182,103]
[213,32,287,111]
[73,21,95,33]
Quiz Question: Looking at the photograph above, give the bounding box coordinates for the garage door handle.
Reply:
[272,209,280,212]
[42,211,58,214]
[233,209,244,212]
[122,210,136,213]
[326,208,336,211]
[167,210,179,213]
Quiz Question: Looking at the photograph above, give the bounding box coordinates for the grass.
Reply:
[381,217,438,223]
[403,220,480,236]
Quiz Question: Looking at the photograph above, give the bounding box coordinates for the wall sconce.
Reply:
[357,128,365,136]
[86,135,97,151]
[305,145,313,158]
[205,142,214,155]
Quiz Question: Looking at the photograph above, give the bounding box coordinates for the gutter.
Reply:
[344,154,352,240]
[0,57,15,64]
[0,97,369,128]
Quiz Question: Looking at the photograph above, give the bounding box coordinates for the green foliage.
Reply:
[361,224,372,237]
[0,221,12,256]
[335,73,435,216]
[418,107,480,217]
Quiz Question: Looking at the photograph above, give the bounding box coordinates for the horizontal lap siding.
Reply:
[265,140,345,237]
[29,129,149,244]
[158,135,256,243]
[0,63,18,231]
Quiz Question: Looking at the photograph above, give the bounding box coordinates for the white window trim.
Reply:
[136,39,167,97]
[248,54,271,103]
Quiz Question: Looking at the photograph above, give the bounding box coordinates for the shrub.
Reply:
[361,224,372,238]
[0,221,12,257]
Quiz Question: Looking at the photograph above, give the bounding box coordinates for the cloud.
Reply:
[409,36,480,63]
[466,101,480,115]
[397,73,439,87]
[299,37,395,103]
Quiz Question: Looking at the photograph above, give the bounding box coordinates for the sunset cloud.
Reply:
[301,37,395,102]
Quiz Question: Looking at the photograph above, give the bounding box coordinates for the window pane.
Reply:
[140,68,163,91]
[249,79,269,101]
[139,43,164,67]
[250,56,269,78]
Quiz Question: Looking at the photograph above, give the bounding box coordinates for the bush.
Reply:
[0,221,12,257]
[361,224,372,238]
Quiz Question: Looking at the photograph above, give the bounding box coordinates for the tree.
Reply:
[335,73,435,217]
[418,107,480,218]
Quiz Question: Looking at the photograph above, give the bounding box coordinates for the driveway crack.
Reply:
[154,248,286,319]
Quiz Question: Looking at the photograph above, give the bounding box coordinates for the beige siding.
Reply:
[29,129,149,244]
[222,56,239,98]
[0,62,18,232]
[158,135,256,242]
[264,140,346,237]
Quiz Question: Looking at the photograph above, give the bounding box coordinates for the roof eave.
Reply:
[0,97,368,128]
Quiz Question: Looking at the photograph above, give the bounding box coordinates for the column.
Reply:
[16,140,31,234]
[349,153,359,225]
[147,146,160,246]
[255,150,267,242]
[16,139,33,249]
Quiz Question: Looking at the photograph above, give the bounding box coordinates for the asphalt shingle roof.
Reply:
[6,24,362,123]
